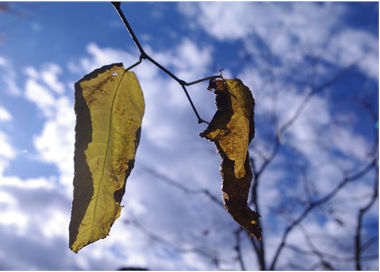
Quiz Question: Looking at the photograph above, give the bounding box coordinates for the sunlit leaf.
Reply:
[200,78,261,239]
[69,63,145,253]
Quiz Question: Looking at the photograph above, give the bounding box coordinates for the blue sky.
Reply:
[0,1,378,270]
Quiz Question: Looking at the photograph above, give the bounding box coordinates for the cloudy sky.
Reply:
[0,1,378,270]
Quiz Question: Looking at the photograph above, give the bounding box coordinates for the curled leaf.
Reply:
[200,78,261,239]
[69,63,145,253]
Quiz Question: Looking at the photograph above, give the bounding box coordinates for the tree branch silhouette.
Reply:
[111,1,221,124]
[247,58,364,270]
[234,227,246,270]
[140,165,223,208]
[269,158,377,270]
[355,163,378,270]
[127,214,222,269]
[108,2,378,270]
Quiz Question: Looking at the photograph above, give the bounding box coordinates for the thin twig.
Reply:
[184,75,222,86]
[249,157,266,270]
[299,225,335,270]
[360,236,378,253]
[269,158,376,270]
[111,1,221,124]
[128,214,221,269]
[140,165,223,208]
[126,56,142,71]
[246,59,362,270]
[355,163,378,270]
[234,228,246,270]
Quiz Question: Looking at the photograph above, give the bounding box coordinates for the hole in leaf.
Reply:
[112,72,118,77]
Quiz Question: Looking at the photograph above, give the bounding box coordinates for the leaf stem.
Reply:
[126,57,142,71]
[111,1,219,124]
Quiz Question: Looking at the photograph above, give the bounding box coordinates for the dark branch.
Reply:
[355,163,378,270]
[140,165,223,208]
[111,2,221,124]
[234,228,246,270]
[269,158,376,270]
[128,215,221,269]
[286,242,378,266]
[111,2,146,56]
[299,225,335,270]
[126,56,142,71]
[248,157,266,270]
[279,60,358,135]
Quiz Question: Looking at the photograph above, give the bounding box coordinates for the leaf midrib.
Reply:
[88,70,126,241]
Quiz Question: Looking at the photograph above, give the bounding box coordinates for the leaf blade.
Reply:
[200,78,261,239]
[69,63,144,253]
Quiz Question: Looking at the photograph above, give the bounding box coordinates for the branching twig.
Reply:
[355,163,378,270]
[286,243,377,263]
[111,1,221,124]
[279,60,358,135]
[269,158,376,270]
[299,225,335,270]
[140,165,223,208]
[111,3,378,271]
[248,157,266,270]
[128,215,221,269]
[244,56,360,271]
[360,236,378,253]
[234,228,246,270]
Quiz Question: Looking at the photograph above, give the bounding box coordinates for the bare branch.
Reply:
[269,158,376,270]
[360,236,378,253]
[299,225,335,270]
[355,163,378,270]
[279,60,358,135]
[140,165,223,208]
[111,2,222,124]
[286,243,377,264]
[248,157,266,270]
[127,215,221,269]
[234,228,246,270]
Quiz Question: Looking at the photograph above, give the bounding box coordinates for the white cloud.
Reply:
[22,62,75,196]
[0,106,12,121]
[179,2,345,44]
[0,56,21,95]
[331,124,370,161]
[40,63,65,94]
[0,175,59,238]
[189,2,254,40]
[0,56,6,66]
[179,2,378,81]
[77,43,138,74]
[170,38,213,73]
[25,79,56,116]
[33,96,75,195]
[0,131,15,159]
[0,2,376,269]
[24,66,38,78]
[24,63,65,96]
[326,29,378,80]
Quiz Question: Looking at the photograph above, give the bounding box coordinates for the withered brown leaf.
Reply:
[200,78,261,239]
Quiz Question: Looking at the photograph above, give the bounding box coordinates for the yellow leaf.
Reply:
[200,78,261,240]
[69,63,144,253]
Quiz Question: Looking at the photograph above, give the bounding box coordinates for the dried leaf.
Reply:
[69,63,145,253]
[200,78,261,239]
